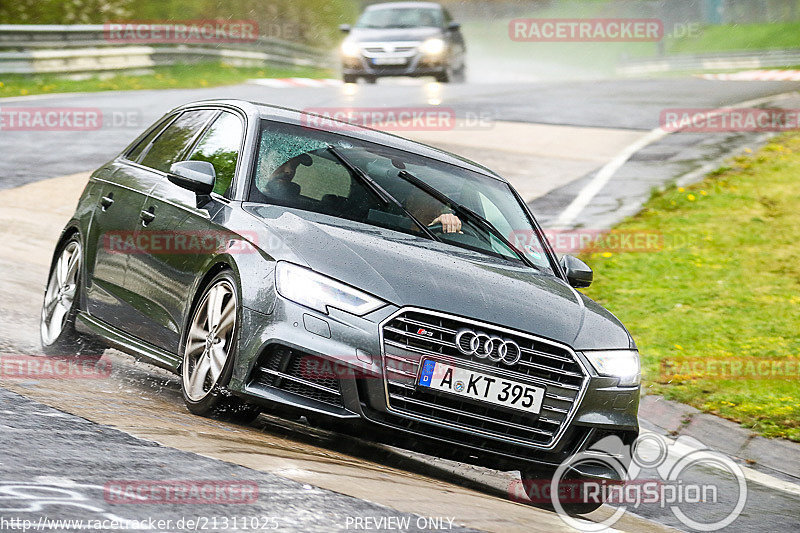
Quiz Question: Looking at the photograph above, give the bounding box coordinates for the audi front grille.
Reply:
[379,308,588,449]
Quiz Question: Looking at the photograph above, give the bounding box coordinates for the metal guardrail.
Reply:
[0,24,334,74]
[617,49,800,76]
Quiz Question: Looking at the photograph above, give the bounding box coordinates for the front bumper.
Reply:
[231,299,639,472]
[342,51,448,78]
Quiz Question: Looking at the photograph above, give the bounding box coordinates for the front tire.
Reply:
[40,236,104,357]
[181,271,260,423]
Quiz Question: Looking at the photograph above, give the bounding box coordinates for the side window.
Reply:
[127,116,174,162]
[187,112,243,197]
[139,110,215,173]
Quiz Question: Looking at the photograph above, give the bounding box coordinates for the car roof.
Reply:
[176,99,505,182]
[365,2,443,11]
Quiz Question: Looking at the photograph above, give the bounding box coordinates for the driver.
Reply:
[268,153,313,183]
[404,190,462,234]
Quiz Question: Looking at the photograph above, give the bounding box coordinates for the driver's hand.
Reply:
[431,213,462,233]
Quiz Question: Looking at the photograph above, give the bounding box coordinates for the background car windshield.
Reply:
[355,7,443,29]
[250,121,552,272]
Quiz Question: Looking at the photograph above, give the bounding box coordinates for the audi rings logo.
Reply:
[455,329,522,366]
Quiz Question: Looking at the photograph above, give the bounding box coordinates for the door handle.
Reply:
[140,207,156,226]
[100,193,114,210]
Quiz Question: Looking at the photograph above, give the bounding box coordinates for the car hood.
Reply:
[348,26,442,43]
[248,206,631,350]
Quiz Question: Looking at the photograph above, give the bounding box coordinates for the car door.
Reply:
[83,116,174,327]
[127,110,245,354]
[108,108,218,348]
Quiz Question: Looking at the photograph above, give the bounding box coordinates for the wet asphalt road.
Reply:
[0,387,473,533]
[1,78,799,190]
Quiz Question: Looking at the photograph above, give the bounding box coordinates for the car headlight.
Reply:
[275,262,384,316]
[420,38,445,55]
[582,350,641,387]
[341,41,361,58]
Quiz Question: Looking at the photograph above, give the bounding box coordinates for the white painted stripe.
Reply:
[640,430,800,498]
[553,128,666,227]
[554,91,800,228]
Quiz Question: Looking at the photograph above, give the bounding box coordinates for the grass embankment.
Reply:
[0,62,332,99]
[582,134,800,441]
[667,22,800,55]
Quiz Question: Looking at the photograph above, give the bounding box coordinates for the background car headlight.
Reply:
[582,350,641,386]
[340,41,361,58]
[420,38,445,55]
[275,262,384,316]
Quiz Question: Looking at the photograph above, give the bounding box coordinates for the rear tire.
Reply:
[181,270,260,423]
[343,74,357,84]
[40,236,105,359]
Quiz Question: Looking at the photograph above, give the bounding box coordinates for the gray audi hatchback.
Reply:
[41,99,639,512]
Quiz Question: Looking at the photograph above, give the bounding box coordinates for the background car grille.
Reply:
[362,45,417,55]
[381,310,587,447]
[251,345,344,408]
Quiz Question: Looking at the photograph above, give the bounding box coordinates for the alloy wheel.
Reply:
[182,280,238,402]
[41,240,81,346]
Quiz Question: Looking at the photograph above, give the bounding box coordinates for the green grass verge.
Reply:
[667,22,800,55]
[581,135,800,442]
[0,62,332,98]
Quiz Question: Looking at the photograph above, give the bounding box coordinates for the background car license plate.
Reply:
[372,57,407,65]
[417,359,545,414]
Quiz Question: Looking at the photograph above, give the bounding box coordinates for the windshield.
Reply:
[355,7,443,29]
[249,120,554,273]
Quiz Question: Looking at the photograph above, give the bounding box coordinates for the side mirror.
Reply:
[447,22,461,31]
[560,255,593,288]
[168,161,215,195]
[339,24,351,33]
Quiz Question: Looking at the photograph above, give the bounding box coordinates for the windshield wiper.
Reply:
[396,170,539,270]
[326,146,440,242]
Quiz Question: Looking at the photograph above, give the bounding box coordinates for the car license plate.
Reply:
[417,359,545,414]
[372,57,407,65]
